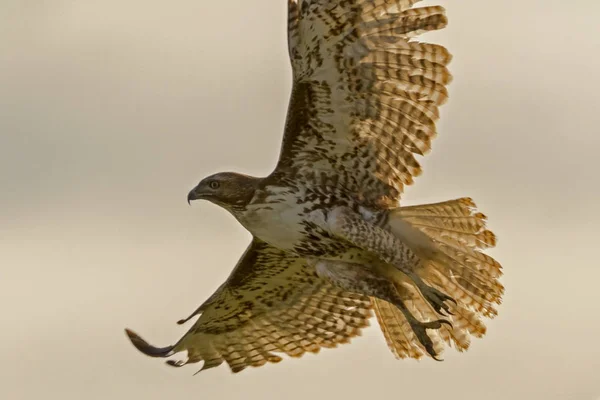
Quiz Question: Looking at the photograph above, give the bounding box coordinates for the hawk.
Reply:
[126,0,503,374]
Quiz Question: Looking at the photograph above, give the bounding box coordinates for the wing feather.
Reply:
[126,239,372,373]
[278,0,451,207]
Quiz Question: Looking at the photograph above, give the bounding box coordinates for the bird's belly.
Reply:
[240,203,327,252]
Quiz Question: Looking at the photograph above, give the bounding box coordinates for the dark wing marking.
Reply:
[126,238,372,373]
[278,0,451,207]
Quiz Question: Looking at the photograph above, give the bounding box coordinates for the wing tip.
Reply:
[124,328,175,358]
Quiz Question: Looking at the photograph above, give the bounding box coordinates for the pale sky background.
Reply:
[1,1,599,399]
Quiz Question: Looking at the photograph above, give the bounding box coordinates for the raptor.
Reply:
[126,0,503,373]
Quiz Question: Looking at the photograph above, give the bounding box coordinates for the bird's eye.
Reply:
[209,181,220,190]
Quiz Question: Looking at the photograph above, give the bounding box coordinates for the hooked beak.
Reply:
[187,185,204,205]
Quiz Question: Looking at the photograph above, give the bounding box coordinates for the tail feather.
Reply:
[399,197,478,217]
[372,197,503,360]
[445,302,487,341]
[372,299,426,359]
[404,284,448,356]
[435,240,502,278]
[400,198,497,248]
[410,226,496,249]
[429,268,499,318]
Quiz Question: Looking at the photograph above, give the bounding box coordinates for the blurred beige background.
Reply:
[2,1,599,399]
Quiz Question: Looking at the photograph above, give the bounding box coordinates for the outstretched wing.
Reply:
[126,239,372,373]
[278,0,451,207]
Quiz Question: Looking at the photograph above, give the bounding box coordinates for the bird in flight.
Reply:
[126,0,503,374]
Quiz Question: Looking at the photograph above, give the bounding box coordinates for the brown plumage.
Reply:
[125,0,504,374]
[127,239,372,373]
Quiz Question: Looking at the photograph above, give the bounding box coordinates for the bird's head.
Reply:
[187,172,259,211]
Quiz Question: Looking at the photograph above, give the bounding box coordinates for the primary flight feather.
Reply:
[126,0,504,373]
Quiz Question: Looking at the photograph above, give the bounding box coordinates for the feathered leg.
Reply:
[314,259,450,360]
[326,207,456,320]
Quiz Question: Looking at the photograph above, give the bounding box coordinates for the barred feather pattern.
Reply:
[279,0,451,208]
[127,1,503,371]
[371,198,503,359]
[178,286,372,373]
[126,239,373,373]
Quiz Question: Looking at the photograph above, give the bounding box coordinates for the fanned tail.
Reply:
[372,197,503,359]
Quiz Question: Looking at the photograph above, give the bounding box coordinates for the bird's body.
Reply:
[126,0,504,374]
[241,183,334,255]
[240,181,377,259]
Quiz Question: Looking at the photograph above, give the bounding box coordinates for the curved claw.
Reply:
[432,287,455,303]
[440,319,453,329]
[405,272,457,318]
[439,297,456,316]
[421,318,453,330]
[124,328,175,358]
[390,294,453,360]
[433,305,449,317]
[436,304,451,317]
[421,285,458,317]
[406,318,450,360]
